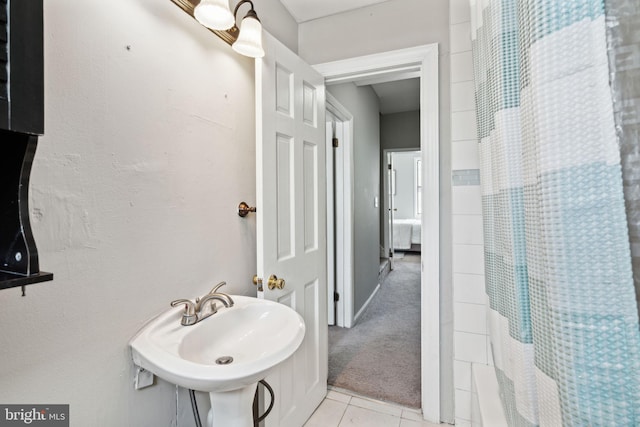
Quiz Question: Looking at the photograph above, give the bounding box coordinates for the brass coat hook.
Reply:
[238,202,257,217]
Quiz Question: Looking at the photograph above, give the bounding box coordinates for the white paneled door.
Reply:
[256,32,328,427]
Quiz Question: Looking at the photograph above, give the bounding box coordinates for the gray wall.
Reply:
[327,83,381,317]
[260,0,299,52]
[0,1,297,426]
[381,111,421,151]
[299,0,449,66]
[299,0,453,421]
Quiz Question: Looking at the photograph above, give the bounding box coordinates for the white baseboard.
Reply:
[353,283,381,324]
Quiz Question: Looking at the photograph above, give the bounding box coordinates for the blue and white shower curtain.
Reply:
[470,0,640,425]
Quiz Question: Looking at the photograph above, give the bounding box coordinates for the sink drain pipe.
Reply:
[253,380,275,426]
[188,380,275,427]
[188,389,203,427]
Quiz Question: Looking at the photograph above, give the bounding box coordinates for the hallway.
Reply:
[328,254,422,408]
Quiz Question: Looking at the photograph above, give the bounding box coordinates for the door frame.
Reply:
[385,150,396,271]
[314,44,440,422]
[326,93,354,328]
[383,148,422,267]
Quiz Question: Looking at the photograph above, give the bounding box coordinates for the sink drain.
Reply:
[215,356,234,365]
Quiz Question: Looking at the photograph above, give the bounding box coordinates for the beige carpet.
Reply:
[328,254,422,408]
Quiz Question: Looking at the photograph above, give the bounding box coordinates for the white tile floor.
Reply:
[303,388,449,427]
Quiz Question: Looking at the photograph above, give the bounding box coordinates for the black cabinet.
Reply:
[0,0,51,291]
[0,129,52,290]
[0,0,44,135]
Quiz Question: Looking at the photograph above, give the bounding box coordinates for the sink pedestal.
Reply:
[206,383,259,427]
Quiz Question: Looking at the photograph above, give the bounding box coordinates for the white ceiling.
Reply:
[278,0,392,23]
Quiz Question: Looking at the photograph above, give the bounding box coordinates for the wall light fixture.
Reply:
[171,0,265,58]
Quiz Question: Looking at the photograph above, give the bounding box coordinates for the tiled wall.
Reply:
[450,1,491,426]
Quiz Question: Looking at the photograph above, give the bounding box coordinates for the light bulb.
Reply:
[194,0,234,30]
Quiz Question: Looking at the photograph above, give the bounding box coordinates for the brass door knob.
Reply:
[267,274,285,290]
[238,202,257,217]
[252,275,263,292]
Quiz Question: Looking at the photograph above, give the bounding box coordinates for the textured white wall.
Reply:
[0,0,293,425]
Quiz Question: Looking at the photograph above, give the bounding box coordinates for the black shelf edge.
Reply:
[0,270,53,290]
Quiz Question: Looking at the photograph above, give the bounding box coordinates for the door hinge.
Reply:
[389,249,393,258]
[332,138,339,148]
[388,163,392,170]
[334,292,340,302]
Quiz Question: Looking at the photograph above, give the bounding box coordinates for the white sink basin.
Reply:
[130,296,305,393]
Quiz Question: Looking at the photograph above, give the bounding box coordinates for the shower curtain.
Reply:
[470,1,640,426]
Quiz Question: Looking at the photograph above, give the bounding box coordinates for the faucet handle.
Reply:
[170,299,196,315]
[210,281,227,294]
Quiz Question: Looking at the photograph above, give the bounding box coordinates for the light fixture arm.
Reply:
[233,0,260,23]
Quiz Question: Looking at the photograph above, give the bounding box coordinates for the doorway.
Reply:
[326,97,354,328]
[328,146,424,408]
[315,44,441,422]
[384,149,423,266]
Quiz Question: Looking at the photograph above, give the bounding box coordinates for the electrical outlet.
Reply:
[134,367,154,390]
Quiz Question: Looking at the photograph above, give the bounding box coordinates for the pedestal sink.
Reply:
[130,296,305,427]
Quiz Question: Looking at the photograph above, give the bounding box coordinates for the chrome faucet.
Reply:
[170,282,235,326]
